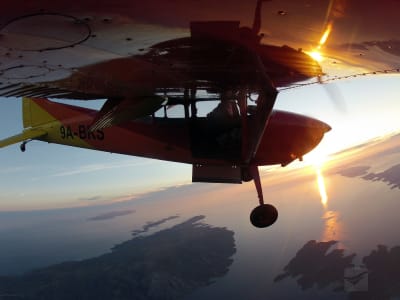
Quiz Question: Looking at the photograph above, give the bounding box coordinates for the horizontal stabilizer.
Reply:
[0,129,47,148]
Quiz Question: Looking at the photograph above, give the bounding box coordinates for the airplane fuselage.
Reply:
[31,99,330,167]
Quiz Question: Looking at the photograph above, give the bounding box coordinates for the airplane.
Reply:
[0,97,330,228]
[0,0,399,227]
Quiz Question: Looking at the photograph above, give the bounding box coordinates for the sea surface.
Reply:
[1,134,400,299]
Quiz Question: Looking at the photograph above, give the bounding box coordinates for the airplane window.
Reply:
[195,100,220,117]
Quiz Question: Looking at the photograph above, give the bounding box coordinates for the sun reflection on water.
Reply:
[321,210,343,243]
[305,149,329,208]
[307,151,345,246]
[316,168,328,207]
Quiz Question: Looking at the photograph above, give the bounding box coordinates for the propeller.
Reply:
[252,0,272,35]
[319,79,348,113]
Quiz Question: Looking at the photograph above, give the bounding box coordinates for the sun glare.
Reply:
[307,22,333,62]
[319,23,332,46]
[305,147,329,168]
[321,210,343,242]
[305,149,329,207]
[308,50,323,62]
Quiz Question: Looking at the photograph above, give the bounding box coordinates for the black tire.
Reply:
[241,168,253,182]
[250,204,278,228]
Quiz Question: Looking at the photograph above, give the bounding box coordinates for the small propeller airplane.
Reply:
[0,0,399,227]
[0,97,330,227]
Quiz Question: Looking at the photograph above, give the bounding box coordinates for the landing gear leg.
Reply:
[249,165,278,228]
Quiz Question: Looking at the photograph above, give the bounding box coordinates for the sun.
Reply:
[308,50,324,62]
[304,147,329,168]
[307,22,333,63]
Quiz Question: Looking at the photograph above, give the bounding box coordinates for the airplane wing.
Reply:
[1,0,398,101]
[0,0,399,165]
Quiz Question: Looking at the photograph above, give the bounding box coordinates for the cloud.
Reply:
[106,182,193,205]
[0,166,32,175]
[50,160,156,177]
[87,209,135,221]
[79,196,102,201]
[132,215,180,236]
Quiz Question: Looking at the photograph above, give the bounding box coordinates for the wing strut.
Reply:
[90,96,165,131]
[243,53,278,165]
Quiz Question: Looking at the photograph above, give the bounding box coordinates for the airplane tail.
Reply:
[1,97,98,150]
[0,97,59,149]
[22,97,58,128]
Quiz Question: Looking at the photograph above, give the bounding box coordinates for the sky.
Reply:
[0,71,399,211]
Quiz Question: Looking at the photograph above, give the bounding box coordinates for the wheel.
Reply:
[241,168,253,182]
[250,204,278,228]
